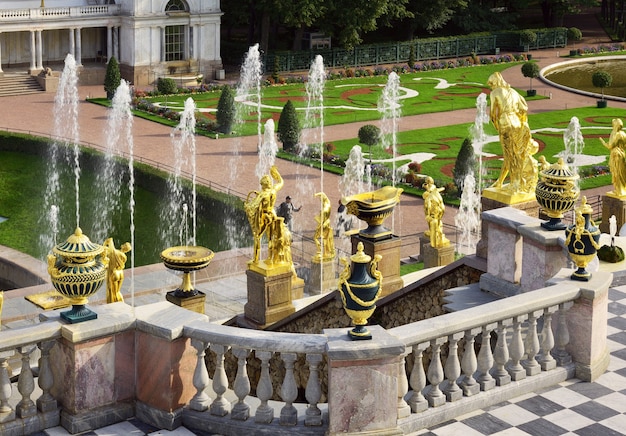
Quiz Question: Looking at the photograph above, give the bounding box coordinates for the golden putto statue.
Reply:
[422,177,450,248]
[103,238,132,303]
[313,192,336,261]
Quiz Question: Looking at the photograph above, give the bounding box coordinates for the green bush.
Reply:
[567,27,582,42]
[277,100,301,151]
[519,29,537,48]
[358,124,381,163]
[104,56,121,99]
[592,71,613,100]
[216,85,236,134]
[521,62,540,90]
[157,77,178,95]
[453,138,477,195]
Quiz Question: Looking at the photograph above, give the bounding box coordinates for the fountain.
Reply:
[337,145,366,236]
[236,43,263,148]
[378,72,401,188]
[255,119,278,179]
[562,116,585,177]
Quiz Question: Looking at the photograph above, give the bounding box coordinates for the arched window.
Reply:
[165,0,188,12]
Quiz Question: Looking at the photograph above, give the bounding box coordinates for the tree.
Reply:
[358,124,381,164]
[157,77,177,95]
[567,27,583,45]
[216,85,236,134]
[519,29,537,52]
[521,62,540,94]
[277,100,301,151]
[592,70,612,103]
[104,56,121,100]
[405,0,467,38]
[453,138,477,195]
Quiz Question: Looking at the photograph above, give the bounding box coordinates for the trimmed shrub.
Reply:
[521,62,540,90]
[216,85,236,134]
[277,100,301,151]
[453,138,477,195]
[157,77,178,95]
[104,56,121,100]
[592,71,613,101]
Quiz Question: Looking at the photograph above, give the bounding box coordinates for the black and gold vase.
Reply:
[47,227,108,323]
[535,157,579,231]
[564,197,601,281]
[338,242,383,340]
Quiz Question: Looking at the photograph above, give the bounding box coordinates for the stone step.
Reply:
[400,254,421,265]
[0,74,44,97]
[443,282,501,312]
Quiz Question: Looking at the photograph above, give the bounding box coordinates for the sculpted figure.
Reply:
[487,72,538,194]
[244,166,284,264]
[314,192,335,261]
[422,177,449,248]
[600,118,626,197]
[103,238,132,303]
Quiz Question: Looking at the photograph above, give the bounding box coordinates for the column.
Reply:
[36,30,43,69]
[107,26,113,61]
[69,28,75,60]
[30,31,36,71]
[518,223,569,292]
[75,27,82,66]
[160,27,165,62]
[0,32,3,73]
[113,27,119,60]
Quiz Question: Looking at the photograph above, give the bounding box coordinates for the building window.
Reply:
[165,0,188,12]
[165,25,185,61]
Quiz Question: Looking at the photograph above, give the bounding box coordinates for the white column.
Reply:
[36,30,43,69]
[107,26,112,61]
[186,25,192,60]
[113,26,119,60]
[0,32,3,73]
[160,27,165,62]
[29,31,36,71]
[69,28,75,60]
[75,27,82,65]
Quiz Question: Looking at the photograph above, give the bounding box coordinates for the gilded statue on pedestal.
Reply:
[313,192,335,261]
[245,165,290,266]
[422,177,450,248]
[600,118,626,198]
[103,238,132,303]
[487,72,538,195]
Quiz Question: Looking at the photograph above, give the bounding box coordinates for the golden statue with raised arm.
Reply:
[487,72,538,198]
[600,118,626,198]
[103,238,132,303]
[422,177,450,248]
[244,165,285,265]
[313,192,336,261]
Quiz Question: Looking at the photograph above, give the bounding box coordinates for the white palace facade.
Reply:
[0,0,223,86]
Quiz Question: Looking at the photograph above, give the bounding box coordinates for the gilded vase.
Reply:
[160,245,214,297]
[535,157,579,231]
[338,242,383,340]
[47,227,107,323]
[564,197,601,281]
[342,186,403,240]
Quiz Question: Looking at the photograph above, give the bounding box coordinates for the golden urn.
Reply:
[535,157,579,231]
[161,246,214,297]
[342,186,403,240]
[564,197,601,281]
[47,227,107,323]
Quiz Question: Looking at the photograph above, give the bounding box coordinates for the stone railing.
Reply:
[0,5,120,21]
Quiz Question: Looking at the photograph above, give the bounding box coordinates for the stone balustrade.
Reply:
[0,5,120,21]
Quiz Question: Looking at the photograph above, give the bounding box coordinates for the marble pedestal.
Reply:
[600,193,626,234]
[351,235,402,298]
[244,267,295,327]
[422,242,455,268]
[292,276,305,300]
[166,290,206,314]
[476,192,539,259]
[306,258,336,295]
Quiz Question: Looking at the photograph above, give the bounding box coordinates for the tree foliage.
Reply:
[157,78,177,95]
[592,71,613,101]
[358,124,381,146]
[277,100,301,151]
[104,56,121,99]
[521,62,540,90]
[216,85,236,134]
[453,138,477,194]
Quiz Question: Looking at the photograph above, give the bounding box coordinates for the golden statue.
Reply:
[103,238,132,303]
[487,72,538,196]
[244,165,287,265]
[313,192,336,261]
[422,177,450,248]
[600,118,626,198]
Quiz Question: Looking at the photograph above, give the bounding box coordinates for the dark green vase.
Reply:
[565,197,601,281]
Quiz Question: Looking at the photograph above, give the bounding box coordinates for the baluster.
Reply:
[460,328,480,396]
[17,345,36,418]
[37,340,57,413]
[523,311,542,376]
[493,320,511,386]
[0,351,15,419]
[426,338,446,407]
[443,333,463,402]
[210,344,230,416]
[231,347,251,421]
[553,302,572,365]
[408,343,428,413]
[477,324,495,391]
[397,349,411,418]
[189,339,210,412]
[279,352,298,425]
[539,307,557,371]
[305,353,323,426]
[255,350,274,424]
[508,315,527,381]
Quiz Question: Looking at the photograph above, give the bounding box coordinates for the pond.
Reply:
[541,56,626,99]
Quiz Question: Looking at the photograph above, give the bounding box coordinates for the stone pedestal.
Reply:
[476,193,539,259]
[166,291,206,314]
[291,276,305,300]
[600,193,626,234]
[325,325,405,435]
[351,235,402,298]
[518,223,569,292]
[306,258,336,295]
[422,242,455,269]
[244,267,295,327]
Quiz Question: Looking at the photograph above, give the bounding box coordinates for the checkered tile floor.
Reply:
[37,285,626,436]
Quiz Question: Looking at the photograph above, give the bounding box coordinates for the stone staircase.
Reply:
[443,282,501,312]
[0,73,44,97]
